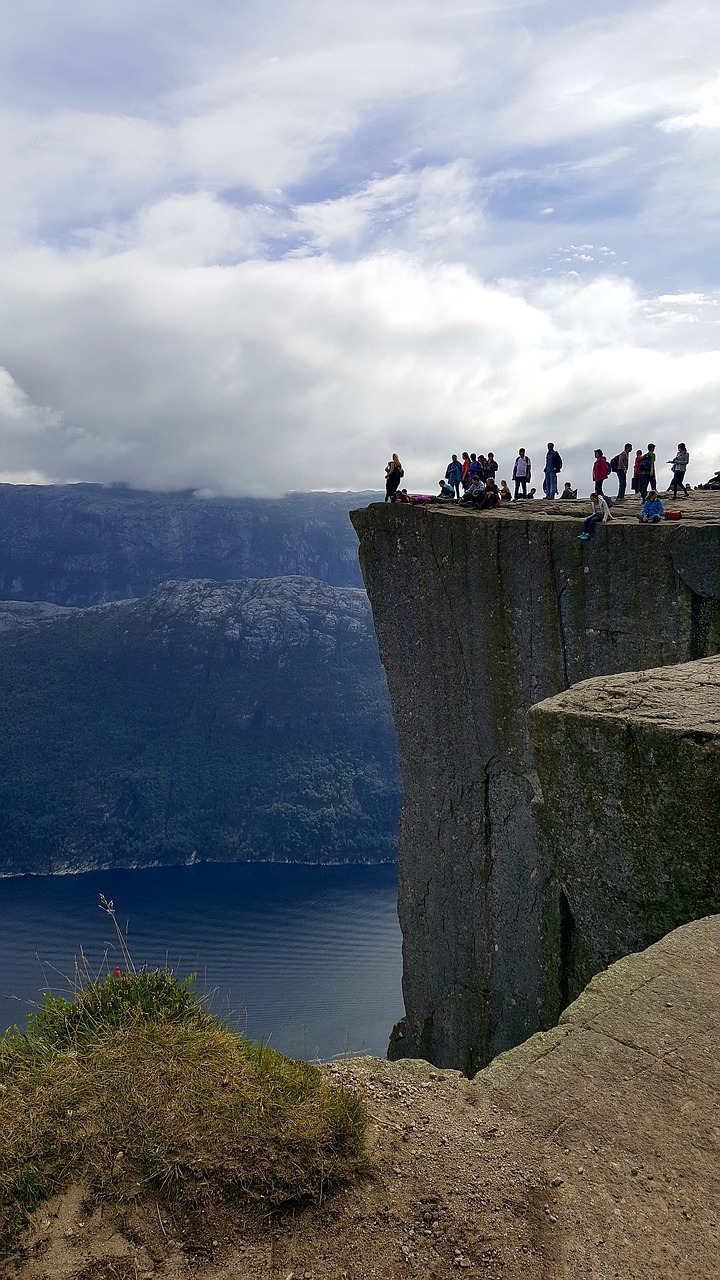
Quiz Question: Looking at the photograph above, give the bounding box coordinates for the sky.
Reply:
[0,0,718,497]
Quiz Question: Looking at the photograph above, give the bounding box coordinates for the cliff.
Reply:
[0,485,377,604]
[0,576,400,876]
[350,495,720,1073]
[529,654,720,1001]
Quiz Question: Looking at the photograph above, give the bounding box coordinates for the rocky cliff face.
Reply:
[0,485,376,604]
[350,497,720,1074]
[529,654,720,1002]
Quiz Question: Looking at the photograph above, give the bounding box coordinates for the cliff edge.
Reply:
[350,495,720,1072]
[11,916,718,1279]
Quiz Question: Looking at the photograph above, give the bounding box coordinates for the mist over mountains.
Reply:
[0,485,375,606]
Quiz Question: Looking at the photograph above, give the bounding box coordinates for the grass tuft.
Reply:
[0,968,368,1248]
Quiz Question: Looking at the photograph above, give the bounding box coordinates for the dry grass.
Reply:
[0,968,369,1249]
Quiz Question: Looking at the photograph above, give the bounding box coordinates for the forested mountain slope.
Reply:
[0,577,400,876]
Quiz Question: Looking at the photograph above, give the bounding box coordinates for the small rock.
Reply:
[551,1176,564,1188]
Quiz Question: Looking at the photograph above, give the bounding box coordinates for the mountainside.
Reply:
[0,577,400,876]
[0,485,377,605]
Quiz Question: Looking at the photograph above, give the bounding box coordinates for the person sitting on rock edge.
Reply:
[578,492,612,541]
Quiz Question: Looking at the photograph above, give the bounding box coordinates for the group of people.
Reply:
[384,442,692,515]
[589,443,690,501]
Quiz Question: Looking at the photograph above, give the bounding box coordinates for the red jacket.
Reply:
[593,456,610,482]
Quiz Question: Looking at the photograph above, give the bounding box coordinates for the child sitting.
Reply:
[638,490,664,523]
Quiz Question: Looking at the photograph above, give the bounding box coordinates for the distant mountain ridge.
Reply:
[0,576,400,877]
[0,484,378,605]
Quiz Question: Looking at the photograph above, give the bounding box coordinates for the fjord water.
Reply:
[0,862,403,1062]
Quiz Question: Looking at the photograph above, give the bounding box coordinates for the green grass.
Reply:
[0,967,369,1249]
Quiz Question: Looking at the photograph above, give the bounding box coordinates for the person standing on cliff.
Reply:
[592,449,611,495]
[543,443,562,499]
[638,446,654,500]
[445,454,463,501]
[512,449,531,499]
[614,443,632,499]
[667,443,690,497]
[385,454,403,502]
[460,452,471,491]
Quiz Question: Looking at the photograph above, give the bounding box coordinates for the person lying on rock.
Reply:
[578,492,613,541]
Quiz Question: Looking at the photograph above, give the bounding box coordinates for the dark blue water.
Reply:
[0,863,403,1062]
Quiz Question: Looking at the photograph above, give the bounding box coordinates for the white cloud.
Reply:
[0,248,716,495]
[0,0,717,497]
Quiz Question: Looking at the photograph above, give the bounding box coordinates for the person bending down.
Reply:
[577,492,612,541]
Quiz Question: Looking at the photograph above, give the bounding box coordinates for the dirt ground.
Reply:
[3,1049,716,1280]
[2,1058,557,1280]
[4,919,719,1280]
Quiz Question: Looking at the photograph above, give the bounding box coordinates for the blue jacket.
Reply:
[446,460,462,484]
[642,498,664,519]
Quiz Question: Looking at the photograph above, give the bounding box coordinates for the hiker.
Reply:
[385,454,403,502]
[631,449,643,495]
[543,442,562,499]
[445,454,463,501]
[484,452,499,484]
[512,449,531,499]
[478,483,500,510]
[592,449,611,495]
[667,444,690,497]
[468,453,482,480]
[647,443,658,491]
[499,480,512,501]
[560,483,577,499]
[461,474,486,504]
[612,443,632,499]
[638,490,665,523]
[577,492,612,541]
[438,478,455,500]
[638,447,654,500]
[460,452,471,490]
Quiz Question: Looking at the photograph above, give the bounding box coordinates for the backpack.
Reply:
[639,454,651,473]
[399,467,404,478]
[553,451,562,472]
[610,454,620,472]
